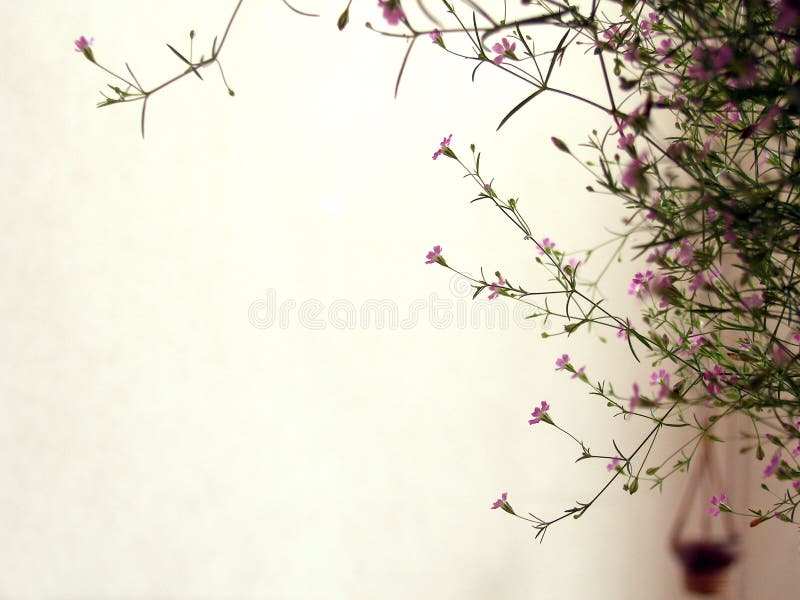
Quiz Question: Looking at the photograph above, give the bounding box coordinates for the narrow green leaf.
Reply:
[167,43,203,79]
[545,30,569,85]
[497,88,545,131]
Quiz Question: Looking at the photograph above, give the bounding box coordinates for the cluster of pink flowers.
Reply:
[649,368,671,402]
[687,44,734,82]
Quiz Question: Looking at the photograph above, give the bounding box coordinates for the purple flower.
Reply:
[703,365,724,395]
[554,354,570,371]
[537,237,556,256]
[742,293,765,310]
[487,277,506,300]
[606,458,621,471]
[628,270,654,297]
[675,239,695,266]
[708,493,727,517]
[688,335,707,354]
[432,134,453,160]
[425,245,442,264]
[616,320,635,340]
[571,365,586,380]
[629,383,640,411]
[378,0,405,25]
[617,133,635,150]
[429,29,442,44]
[657,37,673,60]
[491,37,516,65]
[528,401,550,425]
[74,35,93,52]
[649,369,670,402]
[73,35,95,62]
[764,450,782,478]
[491,491,508,509]
[621,152,648,189]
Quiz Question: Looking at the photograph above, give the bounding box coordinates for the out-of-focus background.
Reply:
[1,1,797,598]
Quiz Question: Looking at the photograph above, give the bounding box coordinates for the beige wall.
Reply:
[1,2,796,598]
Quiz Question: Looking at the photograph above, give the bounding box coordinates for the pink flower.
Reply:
[628,270,654,297]
[429,29,442,44]
[764,450,782,478]
[688,335,707,354]
[73,35,95,61]
[742,293,764,310]
[771,343,793,367]
[566,257,581,274]
[74,35,93,51]
[649,368,670,402]
[616,320,635,340]
[703,365,724,395]
[629,383,640,411]
[492,37,516,65]
[606,458,621,471]
[491,492,508,509]
[657,37,673,59]
[378,0,405,26]
[528,401,550,425]
[723,103,740,122]
[487,277,506,300]
[554,354,570,371]
[675,239,695,266]
[708,493,727,517]
[571,365,586,380]
[432,134,453,160]
[537,237,556,255]
[425,245,442,264]
[621,152,648,189]
[617,133,635,150]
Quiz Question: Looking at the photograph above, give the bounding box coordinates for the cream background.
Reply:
[1,1,797,598]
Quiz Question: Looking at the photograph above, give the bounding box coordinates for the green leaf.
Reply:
[167,43,203,79]
[497,88,545,131]
[545,31,569,85]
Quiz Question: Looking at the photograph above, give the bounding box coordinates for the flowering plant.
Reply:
[78,0,800,539]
